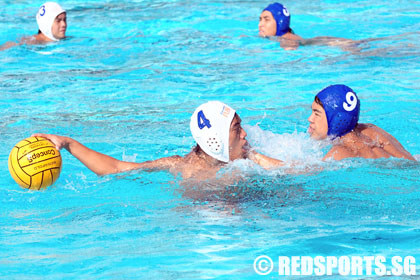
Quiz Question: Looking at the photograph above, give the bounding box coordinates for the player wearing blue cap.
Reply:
[258,3,303,50]
[308,85,416,161]
[259,3,357,51]
[33,101,284,181]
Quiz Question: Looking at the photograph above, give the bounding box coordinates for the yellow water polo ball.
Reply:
[8,136,62,190]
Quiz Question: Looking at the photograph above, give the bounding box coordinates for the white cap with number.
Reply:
[190,101,235,163]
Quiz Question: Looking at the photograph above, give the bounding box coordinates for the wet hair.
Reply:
[314,96,324,107]
[232,112,239,122]
[193,144,204,155]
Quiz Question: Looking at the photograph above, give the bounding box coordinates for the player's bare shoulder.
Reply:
[358,123,404,147]
[356,123,415,160]
[324,144,356,160]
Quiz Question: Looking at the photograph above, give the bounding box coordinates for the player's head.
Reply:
[308,84,360,139]
[36,2,67,41]
[190,101,248,162]
[259,3,291,37]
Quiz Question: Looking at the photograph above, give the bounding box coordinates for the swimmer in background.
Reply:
[0,2,67,51]
[33,101,284,181]
[308,84,416,161]
[259,2,356,51]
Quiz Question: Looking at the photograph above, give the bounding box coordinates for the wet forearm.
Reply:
[65,138,135,175]
[248,151,285,169]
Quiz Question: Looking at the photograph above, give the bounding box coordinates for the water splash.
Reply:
[245,124,327,164]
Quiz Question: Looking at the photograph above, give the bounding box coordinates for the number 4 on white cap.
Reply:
[197,110,211,129]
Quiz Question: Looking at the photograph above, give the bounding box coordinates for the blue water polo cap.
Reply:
[316,84,360,138]
[263,2,291,36]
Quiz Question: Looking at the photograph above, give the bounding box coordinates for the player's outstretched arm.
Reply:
[32,133,181,175]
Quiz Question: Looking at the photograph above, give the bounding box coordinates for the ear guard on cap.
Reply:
[316,84,360,138]
[201,130,224,155]
[190,101,236,163]
[263,2,291,36]
[36,2,66,41]
[328,111,359,137]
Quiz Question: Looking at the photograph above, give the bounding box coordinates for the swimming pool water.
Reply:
[1,0,419,279]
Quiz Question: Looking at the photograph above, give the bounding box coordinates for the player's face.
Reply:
[259,10,277,37]
[229,114,249,161]
[51,12,67,39]
[308,101,329,140]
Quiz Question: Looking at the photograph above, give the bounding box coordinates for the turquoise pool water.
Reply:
[1,0,419,279]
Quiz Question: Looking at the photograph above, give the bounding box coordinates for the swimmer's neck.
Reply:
[334,124,366,143]
[33,33,55,43]
[191,149,226,168]
[336,131,357,144]
[282,31,303,40]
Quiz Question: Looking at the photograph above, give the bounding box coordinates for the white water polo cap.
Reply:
[190,101,236,163]
[36,2,66,41]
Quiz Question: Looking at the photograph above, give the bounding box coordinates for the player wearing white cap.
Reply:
[35,2,67,42]
[1,2,66,50]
